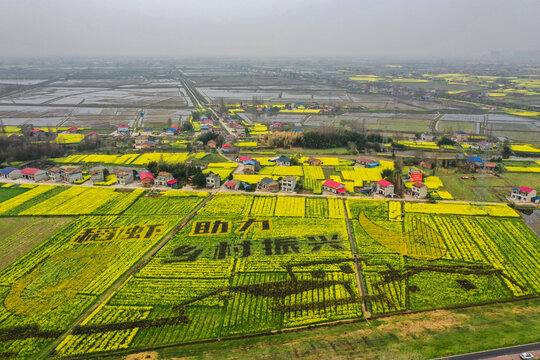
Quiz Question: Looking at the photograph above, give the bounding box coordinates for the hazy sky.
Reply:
[1,0,538,58]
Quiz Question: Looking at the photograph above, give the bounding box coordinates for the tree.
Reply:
[148,161,158,176]
[191,111,201,122]
[437,136,455,146]
[381,168,393,179]
[192,171,207,188]
[182,121,193,132]
[502,140,512,159]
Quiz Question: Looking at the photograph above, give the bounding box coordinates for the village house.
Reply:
[139,172,155,188]
[224,179,241,190]
[206,173,221,189]
[47,167,63,182]
[30,129,52,141]
[478,162,498,173]
[257,177,279,192]
[477,141,494,150]
[322,179,347,194]
[510,186,537,202]
[64,126,79,134]
[116,169,134,185]
[155,172,175,186]
[61,167,83,183]
[409,182,428,199]
[376,179,395,197]
[141,128,153,137]
[134,136,149,149]
[89,166,106,183]
[207,139,217,149]
[466,156,484,170]
[243,159,261,174]
[20,168,48,182]
[420,133,435,142]
[306,157,322,166]
[275,156,291,166]
[452,131,469,142]
[356,157,375,167]
[0,167,22,180]
[281,176,297,192]
[408,167,423,180]
[116,124,131,137]
[221,143,234,153]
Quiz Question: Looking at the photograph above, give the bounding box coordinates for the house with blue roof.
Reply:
[452,131,469,142]
[0,167,22,180]
[275,156,291,166]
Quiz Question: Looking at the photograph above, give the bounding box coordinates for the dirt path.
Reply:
[36,193,215,360]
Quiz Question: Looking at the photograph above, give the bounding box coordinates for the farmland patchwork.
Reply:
[0,187,539,358]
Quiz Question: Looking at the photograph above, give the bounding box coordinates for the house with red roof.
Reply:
[139,172,155,188]
[237,156,252,163]
[166,179,178,188]
[510,186,537,202]
[225,179,241,190]
[376,179,395,197]
[155,172,174,186]
[356,157,375,166]
[21,168,48,182]
[322,179,347,194]
[221,143,233,153]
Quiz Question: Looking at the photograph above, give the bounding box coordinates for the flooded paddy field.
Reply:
[238,113,306,125]
[196,86,348,104]
[140,109,193,127]
[0,105,140,128]
[439,113,540,134]
[0,86,191,107]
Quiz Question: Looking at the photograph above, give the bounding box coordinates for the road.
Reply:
[433,342,540,360]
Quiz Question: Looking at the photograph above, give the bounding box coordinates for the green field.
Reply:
[438,174,511,202]
[132,298,540,360]
[0,217,73,271]
[0,186,539,359]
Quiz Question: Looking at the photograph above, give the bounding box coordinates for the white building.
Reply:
[281,176,297,192]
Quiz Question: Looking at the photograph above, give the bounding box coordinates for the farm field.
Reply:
[0,186,208,359]
[347,199,540,315]
[130,297,540,360]
[0,217,73,271]
[50,152,212,166]
[0,187,539,358]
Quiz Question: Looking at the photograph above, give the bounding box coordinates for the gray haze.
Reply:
[1,0,539,59]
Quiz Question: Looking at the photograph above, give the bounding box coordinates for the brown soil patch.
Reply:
[377,310,469,339]
[124,351,159,360]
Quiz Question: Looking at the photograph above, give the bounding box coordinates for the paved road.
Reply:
[434,342,540,360]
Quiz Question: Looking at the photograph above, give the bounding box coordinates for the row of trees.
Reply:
[0,136,65,164]
[258,128,389,150]
[147,161,207,187]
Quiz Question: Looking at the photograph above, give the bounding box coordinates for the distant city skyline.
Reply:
[0,0,539,59]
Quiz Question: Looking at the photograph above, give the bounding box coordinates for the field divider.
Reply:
[36,193,215,360]
[341,197,369,319]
